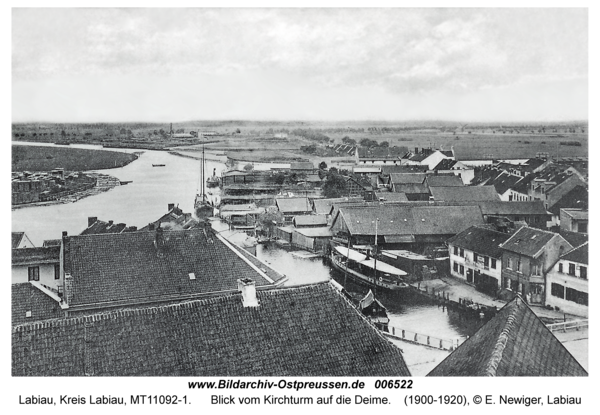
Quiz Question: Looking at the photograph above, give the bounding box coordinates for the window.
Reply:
[473,253,478,262]
[484,256,489,267]
[453,246,459,256]
[507,257,513,269]
[551,283,565,298]
[459,248,464,258]
[453,262,458,272]
[580,266,587,280]
[532,263,541,276]
[558,262,563,273]
[28,266,40,281]
[54,264,60,280]
[517,258,522,273]
[568,263,576,276]
[459,265,464,275]
[491,258,497,269]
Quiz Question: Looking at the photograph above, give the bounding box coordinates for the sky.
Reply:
[12,7,589,123]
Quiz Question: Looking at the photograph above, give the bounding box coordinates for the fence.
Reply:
[385,326,462,351]
[546,319,588,333]
[413,282,498,320]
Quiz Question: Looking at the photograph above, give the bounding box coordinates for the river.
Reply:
[12,142,483,345]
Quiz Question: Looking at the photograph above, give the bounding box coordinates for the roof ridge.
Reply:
[485,299,522,376]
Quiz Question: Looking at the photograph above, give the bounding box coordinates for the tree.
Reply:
[243,163,254,171]
[257,209,284,238]
[61,130,66,138]
[342,136,356,145]
[318,161,328,170]
[273,172,286,185]
[235,128,241,134]
[323,171,348,198]
[379,141,389,148]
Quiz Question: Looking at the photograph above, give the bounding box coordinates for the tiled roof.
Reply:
[389,173,426,185]
[81,220,137,235]
[477,201,549,216]
[392,183,430,195]
[336,205,484,236]
[12,282,410,377]
[561,242,588,265]
[380,165,428,174]
[312,197,362,215]
[487,171,523,195]
[430,186,500,202]
[12,246,60,266]
[561,209,588,221]
[558,229,588,248]
[12,232,24,249]
[432,159,458,171]
[499,227,561,257]
[426,175,464,187]
[446,226,511,258]
[427,296,587,376]
[42,239,61,247]
[293,215,328,227]
[375,192,409,202]
[276,197,312,213]
[358,147,406,159]
[63,229,284,308]
[12,283,62,325]
[548,185,588,215]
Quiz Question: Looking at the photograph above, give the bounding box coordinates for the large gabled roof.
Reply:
[63,229,284,308]
[499,227,566,257]
[12,232,25,249]
[427,296,587,377]
[335,205,484,237]
[426,175,464,187]
[561,242,588,265]
[312,197,363,215]
[12,282,411,377]
[446,226,511,258]
[477,201,549,216]
[389,173,426,185]
[430,186,500,202]
[12,246,60,266]
[12,282,62,325]
[276,197,312,213]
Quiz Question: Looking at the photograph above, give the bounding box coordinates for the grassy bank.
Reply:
[12,145,138,172]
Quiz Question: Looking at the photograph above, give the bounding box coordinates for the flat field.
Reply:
[12,145,138,172]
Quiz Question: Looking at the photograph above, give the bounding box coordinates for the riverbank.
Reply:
[11,172,122,210]
[12,144,139,171]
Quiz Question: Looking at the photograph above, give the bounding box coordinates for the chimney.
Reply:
[154,224,165,254]
[238,278,259,307]
[63,273,74,305]
[108,220,114,226]
[87,217,97,227]
[415,147,419,154]
[168,203,175,211]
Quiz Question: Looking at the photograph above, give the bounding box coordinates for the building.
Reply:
[447,226,511,296]
[559,208,588,234]
[80,217,138,235]
[12,282,63,325]
[330,204,484,252]
[401,148,454,170]
[498,227,573,305]
[427,296,587,376]
[356,146,406,165]
[431,159,474,185]
[275,197,312,223]
[425,174,464,188]
[546,242,588,317]
[58,227,286,315]
[12,281,410,377]
[429,186,500,202]
[12,232,34,249]
[12,246,61,292]
[475,201,551,229]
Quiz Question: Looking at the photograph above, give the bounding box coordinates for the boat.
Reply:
[119,180,133,185]
[152,164,166,167]
[331,245,409,291]
[194,137,214,220]
[358,290,390,330]
[206,168,220,188]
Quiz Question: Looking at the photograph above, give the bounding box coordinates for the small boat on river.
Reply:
[330,245,409,291]
[152,164,166,167]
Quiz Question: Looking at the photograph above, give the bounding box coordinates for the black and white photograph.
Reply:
[8,3,594,413]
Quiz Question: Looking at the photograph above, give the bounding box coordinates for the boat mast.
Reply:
[201,135,206,202]
[373,218,379,286]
